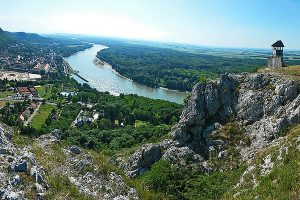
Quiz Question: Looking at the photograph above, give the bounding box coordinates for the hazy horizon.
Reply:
[1,0,300,49]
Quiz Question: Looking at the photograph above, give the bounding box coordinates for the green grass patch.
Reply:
[0,90,13,98]
[12,130,32,147]
[45,175,93,200]
[35,85,52,99]
[134,120,148,128]
[31,104,56,130]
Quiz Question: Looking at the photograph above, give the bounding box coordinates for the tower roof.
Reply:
[272,40,284,47]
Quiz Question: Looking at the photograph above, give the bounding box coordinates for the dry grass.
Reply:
[0,101,7,108]
[259,65,300,79]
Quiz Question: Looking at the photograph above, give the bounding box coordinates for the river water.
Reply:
[65,45,188,104]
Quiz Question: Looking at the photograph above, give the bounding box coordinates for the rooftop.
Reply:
[272,40,285,48]
[17,87,31,94]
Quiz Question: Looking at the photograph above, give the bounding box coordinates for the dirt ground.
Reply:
[0,71,41,81]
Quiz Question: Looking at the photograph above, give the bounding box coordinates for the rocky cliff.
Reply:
[124,73,300,177]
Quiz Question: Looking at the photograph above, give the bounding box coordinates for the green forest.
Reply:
[97,42,266,91]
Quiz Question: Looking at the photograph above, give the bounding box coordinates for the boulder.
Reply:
[6,191,20,200]
[236,90,264,124]
[11,175,21,186]
[70,145,81,154]
[31,166,44,183]
[125,144,161,177]
[50,129,61,139]
[14,160,28,172]
[162,146,204,166]
[7,156,14,163]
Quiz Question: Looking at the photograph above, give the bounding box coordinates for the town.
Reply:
[0,27,92,80]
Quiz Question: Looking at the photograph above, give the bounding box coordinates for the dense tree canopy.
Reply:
[97,42,267,91]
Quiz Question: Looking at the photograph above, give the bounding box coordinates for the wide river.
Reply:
[65,45,188,104]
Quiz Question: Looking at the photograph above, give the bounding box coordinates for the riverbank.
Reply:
[93,57,134,81]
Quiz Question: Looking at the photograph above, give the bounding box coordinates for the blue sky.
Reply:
[0,0,300,49]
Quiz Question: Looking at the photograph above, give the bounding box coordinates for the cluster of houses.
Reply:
[73,109,101,127]
[60,91,75,97]
[16,87,39,98]
[32,63,50,75]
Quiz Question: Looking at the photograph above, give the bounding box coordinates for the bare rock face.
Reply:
[124,73,300,176]
[162,146,204,167]
[69,145,81,154]
[124,144,161,177]
[62,146,139,199]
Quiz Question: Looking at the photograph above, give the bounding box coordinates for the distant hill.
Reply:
[12,31,48,43]
[0,28,92,57]
[0,28,16,44]
[0,28,54,46]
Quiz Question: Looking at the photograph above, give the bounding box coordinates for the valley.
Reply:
[1,27,300,200]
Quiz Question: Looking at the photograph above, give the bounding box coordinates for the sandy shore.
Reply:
[93,57,190,94]
[93,57,133,81]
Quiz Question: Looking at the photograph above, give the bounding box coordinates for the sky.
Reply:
[0,0,300,49]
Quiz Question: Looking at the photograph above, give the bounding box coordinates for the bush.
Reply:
[142,159,245,200]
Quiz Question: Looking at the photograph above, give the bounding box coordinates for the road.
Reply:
[24,102,42,126]
[0,95,44,101]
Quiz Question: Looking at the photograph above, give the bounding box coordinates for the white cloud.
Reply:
[0,13,167,40]
[45,13,167,40]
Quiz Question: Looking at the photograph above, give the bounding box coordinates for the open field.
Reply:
[35,85,53,99]
[31,104,56,130]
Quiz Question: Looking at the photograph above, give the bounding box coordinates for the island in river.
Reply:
[65,45,188,104]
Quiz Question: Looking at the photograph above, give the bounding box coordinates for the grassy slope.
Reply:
[277,65,300,76]
[223,125,300,200]
[259,65,300,78]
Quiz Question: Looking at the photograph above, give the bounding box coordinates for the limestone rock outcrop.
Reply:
[124,144,162,177]
[124,73,300,177]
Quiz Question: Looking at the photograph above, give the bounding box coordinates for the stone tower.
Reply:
[268,40,284,68]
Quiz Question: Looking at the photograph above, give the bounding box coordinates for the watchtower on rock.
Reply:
[268,40,284,68]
